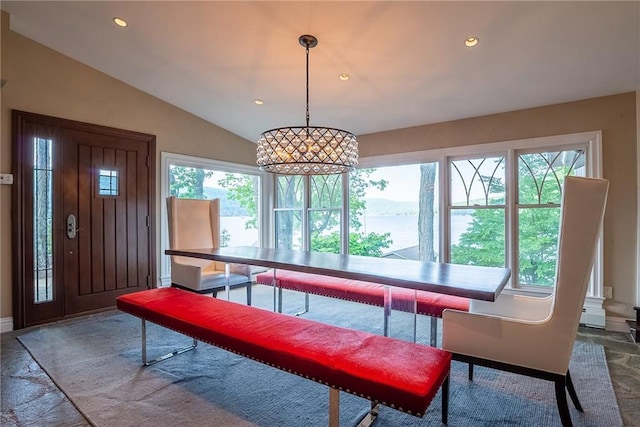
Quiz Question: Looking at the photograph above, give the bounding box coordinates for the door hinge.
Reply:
[146,275,151,289]
[146,156,151,168]
[146,215,150,227]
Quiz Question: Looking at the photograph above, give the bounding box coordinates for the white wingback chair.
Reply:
[442,176,609,427]
[166,196,252,304]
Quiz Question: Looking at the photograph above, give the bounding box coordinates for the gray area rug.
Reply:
[18,287,622,427]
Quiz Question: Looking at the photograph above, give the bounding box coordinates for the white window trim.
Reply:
[359,131,606,327]
[159,152,271,286]
[273,175,347,253]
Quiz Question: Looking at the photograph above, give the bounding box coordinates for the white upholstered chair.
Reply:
[442,176,609,427]
[166,196,252,304]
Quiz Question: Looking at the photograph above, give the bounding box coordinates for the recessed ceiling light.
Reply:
[113,17,128,28]
[254,99,264,105]
[465,36,479,47]
[339,73,350,81]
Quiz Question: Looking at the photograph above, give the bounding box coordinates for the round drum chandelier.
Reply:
[256,35,358,175]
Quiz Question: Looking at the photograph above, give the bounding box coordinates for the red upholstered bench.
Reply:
[255,270,469,346]
[117,287,451,426]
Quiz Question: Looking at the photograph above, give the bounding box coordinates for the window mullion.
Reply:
[264,173,275,248]
[303,176,310,251]
[506,148,516,289]
[441,157,451,263]
[341,173,349,255]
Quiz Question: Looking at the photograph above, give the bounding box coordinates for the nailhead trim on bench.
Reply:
[117,287,451,418]
[255,270,469,318]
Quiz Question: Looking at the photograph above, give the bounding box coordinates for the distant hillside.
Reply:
[364,198,418,215]
[201,190,417,217]
[203,187,249,216]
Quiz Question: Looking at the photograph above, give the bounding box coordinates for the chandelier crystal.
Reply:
[256,35,358,175]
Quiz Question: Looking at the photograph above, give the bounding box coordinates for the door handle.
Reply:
[66,214,81,239]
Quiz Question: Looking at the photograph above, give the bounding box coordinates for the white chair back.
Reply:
[542,176,609,372]
[166,197,223,270]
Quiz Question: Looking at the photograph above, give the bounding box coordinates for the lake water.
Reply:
[220,214,471,253]
[362,214,470,251]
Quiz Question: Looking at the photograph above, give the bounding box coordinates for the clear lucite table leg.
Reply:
[384,286,418,343]
[224,263,230,301]
[383,285,391,337]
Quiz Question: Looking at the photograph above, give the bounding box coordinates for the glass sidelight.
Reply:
[33,137,53,303]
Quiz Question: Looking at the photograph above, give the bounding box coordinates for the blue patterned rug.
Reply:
[18,286,622,426]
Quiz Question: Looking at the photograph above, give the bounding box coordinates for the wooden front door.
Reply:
[12,111,156,328]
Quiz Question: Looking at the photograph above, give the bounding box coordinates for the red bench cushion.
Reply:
[117,287,451,416]
[255,270,469,317]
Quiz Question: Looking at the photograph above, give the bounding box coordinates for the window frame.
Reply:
[358,131,603,301]
[96,168,120,198]
[159,152,270,285]
[446,154,507,268]
[273,174,349,253]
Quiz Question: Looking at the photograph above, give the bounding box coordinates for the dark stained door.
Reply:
[12,111,156,328]
[62,128,152,315]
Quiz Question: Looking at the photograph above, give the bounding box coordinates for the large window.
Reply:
[271,134,598,294]
[273,169,427,258]
[169,165,261,247]
[160,153,264,284]
[309,174,343,254]
[448,148,586,289]
[274,175,304,250]
[349,132,602,304]
[449,156,506,268]
[159,134,602,316]
[274,174,347,254]
[515,149,585,287]
[352,164,440,261]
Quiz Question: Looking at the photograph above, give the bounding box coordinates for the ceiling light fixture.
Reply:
[339,73,350,81]
[113,17,128,27]
[256,35,358,175]
[465,36,479,47]
[254,99,264,105]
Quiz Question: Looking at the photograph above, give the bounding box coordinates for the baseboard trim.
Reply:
[1,316,13,333]
[580,296,606,328]
[606,316,633,333]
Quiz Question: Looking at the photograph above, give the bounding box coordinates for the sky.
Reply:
[364,164,424,202]
[202,161,502,204]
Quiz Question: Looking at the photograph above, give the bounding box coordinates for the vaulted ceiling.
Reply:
[4,1,639,142]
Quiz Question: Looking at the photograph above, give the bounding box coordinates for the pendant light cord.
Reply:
[305,43,310,128]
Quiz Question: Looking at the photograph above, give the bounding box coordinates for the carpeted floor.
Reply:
[17,289,622,427]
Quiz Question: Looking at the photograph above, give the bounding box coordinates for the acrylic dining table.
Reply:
[165,246,511,340]
[165,246,511,302]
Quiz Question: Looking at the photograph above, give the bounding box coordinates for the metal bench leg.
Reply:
[355,401,380,427]
[141,319,197,366]
[294,292,310,317]
[331,388,379,427]
[329,387,340,427]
